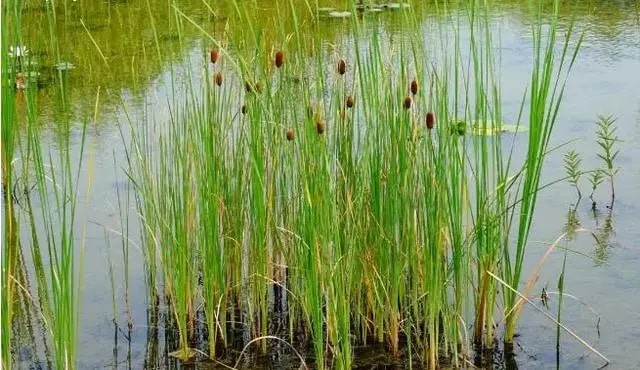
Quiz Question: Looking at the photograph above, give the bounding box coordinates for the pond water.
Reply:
[4,1,640,369]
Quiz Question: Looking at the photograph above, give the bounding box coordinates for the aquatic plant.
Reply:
[595,115,620,205]
[564,150,583,202]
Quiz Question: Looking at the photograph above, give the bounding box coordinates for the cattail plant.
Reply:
[210,48,219,64]
[286,129,295,141]
[337,59,346,75]
[410,79,418,96]
[426,112,435,129]
[275,50,285,68]
[316,120,325,135]
[346,95,354,109]
[214,72,223,87]
[403,96,412,110]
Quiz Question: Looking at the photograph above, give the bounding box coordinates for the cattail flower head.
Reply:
[275,50,285,69]
[346,95,354,109]
[241,104,248,115]
[286,129,294,141]
[410,79,418,96]
[403,96,412,110]
[316,120,325,135]
[215,72,223,87]
[426,112,435,129]
[245,80,253,93]
[337,59,346,75]
[210,48,219,64]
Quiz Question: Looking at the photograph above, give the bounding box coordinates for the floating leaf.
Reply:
[449,119,528,136]
[328,11,352,18]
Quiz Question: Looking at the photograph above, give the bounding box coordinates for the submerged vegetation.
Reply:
[4,0,637,369]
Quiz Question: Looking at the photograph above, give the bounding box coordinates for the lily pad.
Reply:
[469,121,527,136]
[328,11,352,18]
[449,119,528,136]
[169,347,197,360]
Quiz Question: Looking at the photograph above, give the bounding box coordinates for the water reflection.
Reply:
[563,207,581,242]
[593,208,615,265]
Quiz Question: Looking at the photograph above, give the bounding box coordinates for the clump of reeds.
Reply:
[120,2,588,370]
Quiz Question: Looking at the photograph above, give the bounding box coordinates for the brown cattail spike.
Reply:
[241,105,248,115]
[403,96,412,110]
[316,120,325,135]
[410,79,418,96]
[245,81,253,93]
[346,95,354,109]
[275,51,285,69]
[337,59,346,75]
[210,49,219,64]
[215,72,223,87]
[286,129,295,141]
[426,112,436,129]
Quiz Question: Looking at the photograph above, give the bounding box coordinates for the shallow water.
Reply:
[4,1,640,369]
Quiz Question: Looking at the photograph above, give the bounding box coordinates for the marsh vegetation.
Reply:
[2,1,639,369]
